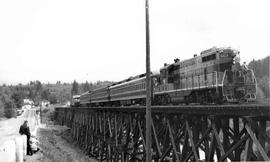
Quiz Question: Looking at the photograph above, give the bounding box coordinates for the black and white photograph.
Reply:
[0,0,269,161]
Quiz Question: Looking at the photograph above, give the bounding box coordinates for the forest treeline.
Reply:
[0,80,112,118]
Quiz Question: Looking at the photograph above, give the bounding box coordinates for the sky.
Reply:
[0,0,269,84]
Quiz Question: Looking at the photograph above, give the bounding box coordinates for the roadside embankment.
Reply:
[24,105,96,162]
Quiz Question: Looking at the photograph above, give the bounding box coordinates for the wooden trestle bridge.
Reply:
[54,104,270,161]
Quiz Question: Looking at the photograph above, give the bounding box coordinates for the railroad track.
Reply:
[56,103,269,116]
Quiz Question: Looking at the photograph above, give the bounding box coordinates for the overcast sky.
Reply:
[0,0,269,84]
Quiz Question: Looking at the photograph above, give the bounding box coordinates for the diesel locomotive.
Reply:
[77,47,257,106]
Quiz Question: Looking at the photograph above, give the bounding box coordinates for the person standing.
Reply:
[19,120,33,155]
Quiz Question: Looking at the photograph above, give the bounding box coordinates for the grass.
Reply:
[40,105,55,125]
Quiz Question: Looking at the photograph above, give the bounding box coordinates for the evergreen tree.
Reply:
[248,56,270,99]
[82,81,90,92]
[71,80,80,95]
[41,89,50,100]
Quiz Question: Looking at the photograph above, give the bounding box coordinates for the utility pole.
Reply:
[145,0,152,161]
[38,94,42,124]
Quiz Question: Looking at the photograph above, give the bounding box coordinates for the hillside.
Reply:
[248,56,270,99]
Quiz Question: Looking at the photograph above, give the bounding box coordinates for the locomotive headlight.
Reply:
[232,53,240,64]
[233,57,236,65]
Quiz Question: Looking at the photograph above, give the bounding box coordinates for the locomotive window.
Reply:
[202,54,216,63]
[211,54,216,60]
[175,65,180,70]
[157,77,161,84]
[168,65,174,73]
[202,57,206,62]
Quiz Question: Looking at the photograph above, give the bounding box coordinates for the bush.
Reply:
[40,106,55,124]
[4,102,16,118]
[258,76,270,99]
[5,108,16,118]
[0,100,5,118]
[2,97,17,118]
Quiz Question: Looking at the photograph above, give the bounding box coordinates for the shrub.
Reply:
[0,100,5,118]
[2,97,17,118]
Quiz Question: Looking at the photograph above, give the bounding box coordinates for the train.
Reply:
[71,95,80,107]
[73,47,257,107]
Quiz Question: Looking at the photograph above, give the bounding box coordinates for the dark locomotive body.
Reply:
[71,95,80,107]
[79,47,257,106]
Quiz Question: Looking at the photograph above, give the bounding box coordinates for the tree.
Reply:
[28,88,35,101]
[11,92,24,109]
[4,100,16,118]
[71,80,80,95]
[82,81,90,92]
[258,76,270,99]
[248,56,270,99]
[35,80,43,95]
[48,93,58,104]
[41,89,50,101]
[0,100,5,118]
[1,95,16,118]
[27,80,43,104]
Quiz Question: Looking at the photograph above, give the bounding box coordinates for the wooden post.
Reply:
[233,117,241,161]
[145,0,152,161]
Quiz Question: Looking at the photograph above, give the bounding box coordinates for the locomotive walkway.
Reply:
[55,103,270,161]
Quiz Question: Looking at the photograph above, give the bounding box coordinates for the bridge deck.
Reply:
[56,103,269,116]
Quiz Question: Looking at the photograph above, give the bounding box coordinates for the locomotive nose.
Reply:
[222,69,257,103]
